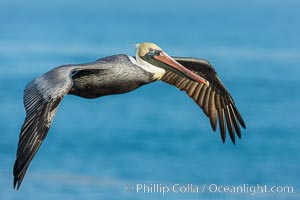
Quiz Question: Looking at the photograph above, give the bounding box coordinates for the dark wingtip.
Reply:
[220,133,236,145]
[13,160,20,190]
[221,131,226,143]
[221,137,225,144]
[210,118,217,132]
[237,131,242,139]
[231,138,236,145]
[13,178,20,190]
[13,178,17,189]
[243,124,246,129]
[240,120,246,129]
[13,159,25,190]
[234,107,246,129]
[230,133,236,145]
[13,172,25,190]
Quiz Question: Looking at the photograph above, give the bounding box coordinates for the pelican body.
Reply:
[69,55,153,98]
[13,42,246,189]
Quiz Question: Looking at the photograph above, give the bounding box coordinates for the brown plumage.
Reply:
[161,57,246,143]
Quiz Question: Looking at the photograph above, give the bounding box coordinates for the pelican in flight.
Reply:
[13,42,246,189]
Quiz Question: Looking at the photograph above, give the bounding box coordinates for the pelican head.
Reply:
[136,42,209,85]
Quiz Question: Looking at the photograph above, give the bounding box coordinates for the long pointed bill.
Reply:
[154,51,209,86]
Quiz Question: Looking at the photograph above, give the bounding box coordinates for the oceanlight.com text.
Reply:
[125,183,294,196]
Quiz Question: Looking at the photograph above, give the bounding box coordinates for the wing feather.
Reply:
[13,56,133,189]
[175,77,187,90]
[224,104,235,144]
[208,90,217,131]
[187,82,198,96]
[202,86,211,116]
[178,79,190,91]
[160,57,246,143]
[197,85,207,107]
[13,66,76,189]
[192,84,203,100]
[184,81,194,91]
[229,104,241,138]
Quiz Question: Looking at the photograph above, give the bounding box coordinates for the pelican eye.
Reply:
[148,48,155,53]
[147,48,161,56]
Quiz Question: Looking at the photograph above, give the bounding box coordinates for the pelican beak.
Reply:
[153,51,209,86]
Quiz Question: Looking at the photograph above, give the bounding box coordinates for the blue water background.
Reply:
[0,0,299,199]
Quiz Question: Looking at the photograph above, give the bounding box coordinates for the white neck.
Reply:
[133,52,166,80]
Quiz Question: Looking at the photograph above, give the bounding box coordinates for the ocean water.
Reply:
[0,0,299,199]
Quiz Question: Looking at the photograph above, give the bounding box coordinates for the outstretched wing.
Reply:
[13,66,77,189]
[161,57,246,143]
[13,56,126,189]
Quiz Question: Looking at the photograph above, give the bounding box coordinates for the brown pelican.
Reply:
[13,42,246,189]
